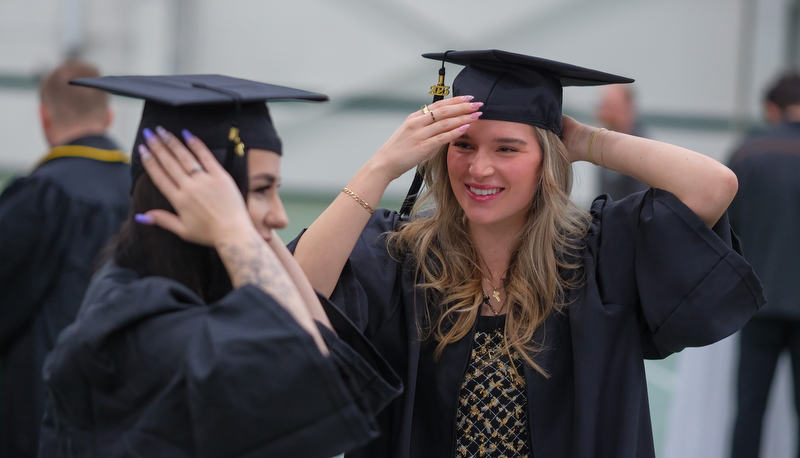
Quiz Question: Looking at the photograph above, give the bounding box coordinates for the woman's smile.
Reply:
[466,183,504,200]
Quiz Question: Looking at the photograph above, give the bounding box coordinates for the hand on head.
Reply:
[137,127,254,247]
[560,115,603,164]
[369,96,483,181]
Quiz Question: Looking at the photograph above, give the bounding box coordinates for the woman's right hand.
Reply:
[137,127,255,247]
[294,96,482,298]
[368,96,484,182]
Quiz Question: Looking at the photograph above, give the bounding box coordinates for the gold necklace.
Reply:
[485,277,503,303]
[481,277,504,316]
[481,293,503,316]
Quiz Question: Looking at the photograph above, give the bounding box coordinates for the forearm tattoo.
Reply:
[217,234,296,302]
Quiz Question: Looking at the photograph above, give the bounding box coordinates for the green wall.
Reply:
[277,191,403,242]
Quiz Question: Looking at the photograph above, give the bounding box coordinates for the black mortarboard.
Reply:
[70,74,328,192]
[422,49,634,136]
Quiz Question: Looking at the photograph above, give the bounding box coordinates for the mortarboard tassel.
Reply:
[400,53,452,217]
[189,82,249,197]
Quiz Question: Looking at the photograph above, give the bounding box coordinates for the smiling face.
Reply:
[247,149,288,241]
[447,119,543,232]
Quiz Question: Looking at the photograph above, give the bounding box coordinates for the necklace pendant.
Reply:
[492,290,501,302]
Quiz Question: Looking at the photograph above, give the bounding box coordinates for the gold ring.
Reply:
[188,163,204,175]
[421,104,430,114]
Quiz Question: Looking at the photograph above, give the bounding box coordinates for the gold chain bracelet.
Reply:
[342,187,374,215]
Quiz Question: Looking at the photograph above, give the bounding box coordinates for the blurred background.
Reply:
[0,0,797,456]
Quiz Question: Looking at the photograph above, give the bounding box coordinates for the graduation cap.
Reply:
[70,74,329,192]
[422,49,634,136]
[399,49,633,215]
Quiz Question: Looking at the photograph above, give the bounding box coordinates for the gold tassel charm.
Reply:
[228,126,245,156]
[429,69,450,98]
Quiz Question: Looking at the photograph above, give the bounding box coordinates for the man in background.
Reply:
[0,60,131,457]
[728,71,800,458]
[595,84,649,199]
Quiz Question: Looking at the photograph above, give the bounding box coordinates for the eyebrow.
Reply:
[494,137,528,145]
[458,133,528,145]
[250,174,278,185]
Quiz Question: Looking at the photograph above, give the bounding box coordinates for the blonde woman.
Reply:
[292,50,765,458]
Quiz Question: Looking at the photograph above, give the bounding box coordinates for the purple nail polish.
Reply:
[471,102,484,109]
[155,126,170,141]
[461,95,475,102]
[182,129,194,142]
[134,213,154,225]
[142,128,155,142]
[469,111,483,120]
[138,144,151,159]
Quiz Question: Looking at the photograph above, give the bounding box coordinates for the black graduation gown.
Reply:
[0,136,130,458]
[727,121,800,319]
[39,261,402,458]
[290,189,766,458]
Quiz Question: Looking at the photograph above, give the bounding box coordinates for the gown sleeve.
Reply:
[183,285,400,458]
[591,189,766,358]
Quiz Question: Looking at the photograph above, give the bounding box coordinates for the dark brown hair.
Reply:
[766,71,800,109]
[111,174,233,303]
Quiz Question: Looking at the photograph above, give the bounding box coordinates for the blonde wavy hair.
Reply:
[387,125,591,376]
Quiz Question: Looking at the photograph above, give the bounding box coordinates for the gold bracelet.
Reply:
[342,187,374,215]
[598,129,611,167]
[588,127,607,166]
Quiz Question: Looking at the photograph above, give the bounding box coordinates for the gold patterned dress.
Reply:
[455,315,530,457]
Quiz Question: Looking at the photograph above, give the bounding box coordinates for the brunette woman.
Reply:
[39,75,399,458]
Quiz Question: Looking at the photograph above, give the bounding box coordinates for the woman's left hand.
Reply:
[560,115,598,163]
[138,127,255,247]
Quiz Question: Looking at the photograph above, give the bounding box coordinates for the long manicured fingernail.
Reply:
[459,124,470,132]
[460,95,474,101]
[142,128,156,142]
[469,111,483,120]
[155,126,170,142]
[471,102,483,109]
[182,129,194,142]
[138,144,151,159]
[134,213,154,225]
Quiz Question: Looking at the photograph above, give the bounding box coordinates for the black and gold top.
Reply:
[455,315,530,457]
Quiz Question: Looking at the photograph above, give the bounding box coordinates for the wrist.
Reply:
[587,127,608,166]
[355,156,396,189]
[211,218,260,250]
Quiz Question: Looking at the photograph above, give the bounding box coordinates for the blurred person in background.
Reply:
[728,71,800,458]
[0,60,131,458]
[595,84,649,199]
